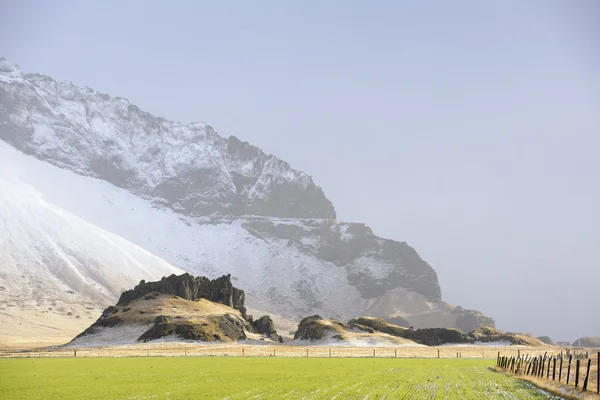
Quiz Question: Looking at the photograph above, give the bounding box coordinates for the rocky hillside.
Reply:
[294,316,544,347]
[0,58,333,219]
[0,58,492,337]
[72,273,281,346]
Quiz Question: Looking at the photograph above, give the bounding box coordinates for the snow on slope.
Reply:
[0,58,335,219]
[0,141,435,322]
[0,141,183,325]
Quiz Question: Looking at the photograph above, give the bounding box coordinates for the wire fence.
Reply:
[497,350,599,394]
[0,344,557,360]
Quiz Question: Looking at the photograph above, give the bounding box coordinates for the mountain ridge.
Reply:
[0,57,335,219]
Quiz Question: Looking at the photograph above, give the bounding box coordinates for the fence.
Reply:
[497,350,600,394]
[0,344,559,360]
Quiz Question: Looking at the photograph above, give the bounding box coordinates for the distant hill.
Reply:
[572,337,600,348]
[536,336,555,345]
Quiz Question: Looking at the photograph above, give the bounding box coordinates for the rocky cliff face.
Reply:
[117,273,246,315]
[0,58,334,219]
[0,58,487,330]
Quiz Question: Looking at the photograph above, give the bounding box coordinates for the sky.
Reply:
[1,0,599,341]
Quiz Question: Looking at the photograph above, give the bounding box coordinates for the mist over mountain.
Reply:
[0,58,492,342]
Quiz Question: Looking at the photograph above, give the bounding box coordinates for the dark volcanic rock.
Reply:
[252,315,280,342]
[348,317,471,345]
[293,315,348,341]
[138,314,248,343]
[348,318,537,346]
[117,273,246,314]
[243,219,442,302]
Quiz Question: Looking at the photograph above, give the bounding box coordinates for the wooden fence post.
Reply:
[395,349,397,358]
[329,349,331,358]
[547,356,551,379]
[373,349,376,358]
[582,359,591,392]
[437,349,439,359]
[559,356,563,382]
[567,355,572,384]
[306,348,308,357]
[242,348,244,357]
[575,359,580,387]
[552,357,556,380]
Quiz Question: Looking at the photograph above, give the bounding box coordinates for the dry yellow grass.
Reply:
[492,365,600,399]
[1,342,561,359]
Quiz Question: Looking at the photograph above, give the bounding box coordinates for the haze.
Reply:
[2,0,599,341]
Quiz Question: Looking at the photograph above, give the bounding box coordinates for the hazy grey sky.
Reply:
[2,0,599,341]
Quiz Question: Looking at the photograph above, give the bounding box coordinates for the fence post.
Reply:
[329,349,331,358]
[306,348,308,357]
[559,356,563,382]
[552,357,556,380]
[373,349,376,358]
[575,359,580,387]
[583,359,591,391]
[395,349,397,358]
[547,356,551,379]
[567,356,572,384]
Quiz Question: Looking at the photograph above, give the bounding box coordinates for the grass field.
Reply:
[0,357,561,399]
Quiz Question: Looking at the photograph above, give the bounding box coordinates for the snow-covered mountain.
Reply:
[0,58,491,343]
[0,58,334,219]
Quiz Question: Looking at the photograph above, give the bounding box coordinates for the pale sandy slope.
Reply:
[0,141,183,347]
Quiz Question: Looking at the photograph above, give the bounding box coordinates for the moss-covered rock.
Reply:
[138,314,248,343]
[293,315,347,341]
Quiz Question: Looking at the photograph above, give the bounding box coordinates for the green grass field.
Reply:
[0,357,558,399]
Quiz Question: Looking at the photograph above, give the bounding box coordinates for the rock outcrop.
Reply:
[117,273,246,316]
[251,315,282,343]
[293,315,346,341]
[294,316,545,347]
[138,314,248,343]
[71,273,283,345]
